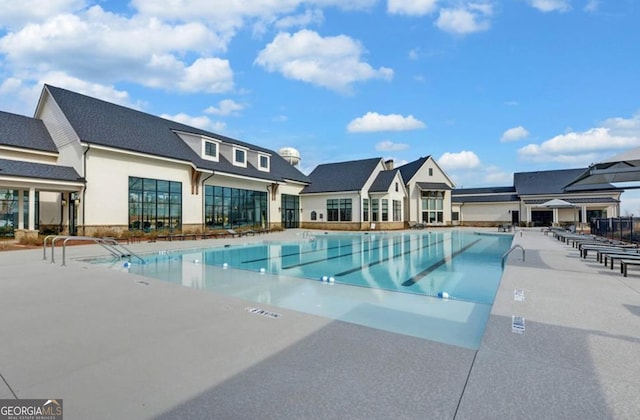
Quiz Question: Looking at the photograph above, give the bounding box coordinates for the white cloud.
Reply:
[501,126,529,142]
[275,9,324,29]
[518,114,640,164]
[0,0,86,30]
[255,30,393,93]
[0,7,234,94]
[347,112,426,132]
[161,112,227,133]
[408,49,420,60]
[436,4,493,35]
[204,99,245,116]
[375,140,410,152]
[584,0,599,12]
[387,0,438,16]
[437,150,481,170]
[526,0,571,13]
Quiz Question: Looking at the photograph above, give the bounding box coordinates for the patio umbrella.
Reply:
[541,199,578,230]
[564,147,640,190]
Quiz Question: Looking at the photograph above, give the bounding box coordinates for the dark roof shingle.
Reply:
[45,85,309,184]
[0,158,83,182]
[0,111,58,153]
[302,158,382,193]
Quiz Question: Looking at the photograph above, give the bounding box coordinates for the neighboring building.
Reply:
[453,168,622,228]
[300,156,454,229]
[1,85,310,238]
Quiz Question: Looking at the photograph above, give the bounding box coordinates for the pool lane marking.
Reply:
[280,235,416,270]
[333,237,448,277]
[240,241,355,264]
[401,239,482,287]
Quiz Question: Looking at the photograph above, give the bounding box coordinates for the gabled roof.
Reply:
[370,170,399,193]
[453,186,516,195]
[0,111,58,153]
[302,157,382,193]
[397,156,429,183]
[514,168,616,195]
[0,158,83,182]
[42,85,310,184]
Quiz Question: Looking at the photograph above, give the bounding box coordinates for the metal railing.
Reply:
[502,244,525,269]
[43,235,146,266]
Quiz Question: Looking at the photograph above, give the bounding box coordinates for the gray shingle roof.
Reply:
[452,194,520,203]
[524,197,619,205]
[0,111,58,153]
[397,156,429,183]
[514,168,615,195]
[302,157,382,193]
[369,170,398,193]
[417,182,452,190]
[45,85,310,184]
[0,158,83,182]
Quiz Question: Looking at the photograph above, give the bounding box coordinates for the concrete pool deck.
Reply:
[0,228,639,419]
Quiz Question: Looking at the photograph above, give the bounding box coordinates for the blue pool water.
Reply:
[105,230,513,349]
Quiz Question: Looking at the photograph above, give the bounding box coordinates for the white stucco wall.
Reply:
[459,202,515,223]
[406,158,454,223]
[83,148,200,226]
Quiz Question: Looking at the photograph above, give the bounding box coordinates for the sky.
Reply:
[1,0,640,213]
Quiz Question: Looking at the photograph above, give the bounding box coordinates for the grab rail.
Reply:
[502,244,525,268]
[43,235,146,266]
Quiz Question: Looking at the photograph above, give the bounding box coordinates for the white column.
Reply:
[28,187,35,231]
[553,208,558,225]
[17,189,24,229]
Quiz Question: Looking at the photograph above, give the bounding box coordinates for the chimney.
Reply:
[384,159,394,170]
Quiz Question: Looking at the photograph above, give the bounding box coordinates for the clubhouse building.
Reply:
[0,85,623,239]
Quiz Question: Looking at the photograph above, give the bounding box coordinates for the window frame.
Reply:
[233,146,248,168]
[201,138,220,162]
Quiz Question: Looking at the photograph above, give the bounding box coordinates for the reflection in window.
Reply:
[129,177,182,231]
[204,185,267,229]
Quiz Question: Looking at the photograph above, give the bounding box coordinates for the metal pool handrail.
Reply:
[502,244,525,268]
[43,235,146,266]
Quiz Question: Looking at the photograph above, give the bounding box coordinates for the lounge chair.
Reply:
[226,229,241,237]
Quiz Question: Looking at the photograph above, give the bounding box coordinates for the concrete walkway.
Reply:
[0,229,638,419]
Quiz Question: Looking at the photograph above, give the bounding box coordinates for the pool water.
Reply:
[106,230,512,349]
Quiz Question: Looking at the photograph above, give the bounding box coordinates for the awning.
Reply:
[564,147,640,190]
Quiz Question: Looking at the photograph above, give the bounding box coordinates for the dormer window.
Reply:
[258,154,270,172]
[233,146,247,167]
[201,139,219,162]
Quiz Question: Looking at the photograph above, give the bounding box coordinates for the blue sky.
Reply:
[1,0,640,212]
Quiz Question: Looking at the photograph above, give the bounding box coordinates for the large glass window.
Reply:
[393,200,402,221]
[326,199,352,222]
[204,141,217,158]
[129,177,182,231]
[0,189,39,235]
[421,190,444,224]
[371,199,379,222]
[362,198,369,222]
[205,185,267,229]
[381,199,389,221]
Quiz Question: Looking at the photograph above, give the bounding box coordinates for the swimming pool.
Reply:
[105,230,512,349]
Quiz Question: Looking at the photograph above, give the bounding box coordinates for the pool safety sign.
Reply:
[245,307,281,319]
[512,315,525,334]
[0,399,63,420]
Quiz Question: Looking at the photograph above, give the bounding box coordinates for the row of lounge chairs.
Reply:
[552,229,640,277]
[153,228,271,242]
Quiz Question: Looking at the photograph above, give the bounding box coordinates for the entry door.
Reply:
[69,193,78,235]
[511,210,519,225]
[281,194,299,229]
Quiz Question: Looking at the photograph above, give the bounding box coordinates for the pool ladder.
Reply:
[502,244,525,269]
[43,235,146,266]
